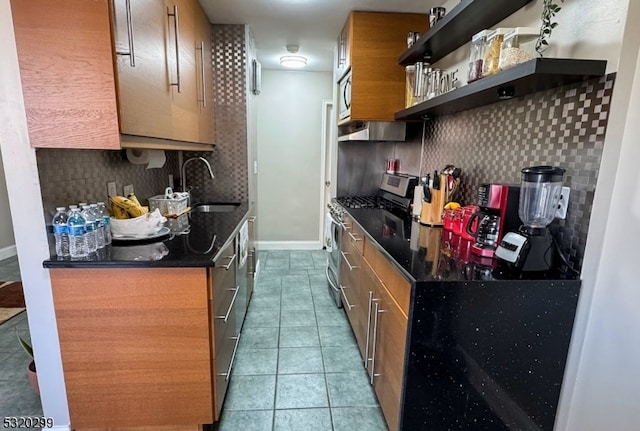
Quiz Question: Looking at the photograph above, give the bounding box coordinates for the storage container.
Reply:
[148,193,189,217]
[482,28,512,77]
[467,30,490,83]
[405,65,416,107]
[499,27,539,71]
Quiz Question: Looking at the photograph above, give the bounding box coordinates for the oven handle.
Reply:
[328,212,346,230]
[325,266,339,292]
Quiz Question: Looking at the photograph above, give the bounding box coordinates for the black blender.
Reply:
[495,166,565,272]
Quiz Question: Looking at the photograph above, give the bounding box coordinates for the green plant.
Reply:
[536,0,565,57]
[16,330,33,360]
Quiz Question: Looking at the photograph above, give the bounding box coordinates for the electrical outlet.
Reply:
[555,186,571,219]
[107,181,117,197]
[168,174,174,189]
[123,184,134,196]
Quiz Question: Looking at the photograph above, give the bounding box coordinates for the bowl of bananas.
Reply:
[110,194,167,238]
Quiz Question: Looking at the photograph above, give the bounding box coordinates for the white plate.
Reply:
[111,227,170,240]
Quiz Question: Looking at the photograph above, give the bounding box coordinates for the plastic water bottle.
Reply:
[90,204,105,249]
[68,205,88,258]
[52,207,69,257]
[80,204,97,253]
[96,202,112,245]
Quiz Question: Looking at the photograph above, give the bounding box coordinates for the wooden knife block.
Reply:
[419,186,445,226]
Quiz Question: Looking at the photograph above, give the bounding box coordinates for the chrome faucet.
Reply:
[181,156,214,193]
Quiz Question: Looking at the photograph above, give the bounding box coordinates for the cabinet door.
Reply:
[370,282,408,431]
[167,0,200,144]
[195,4,215,145]
[50,268,212,428]
[112,0,173,141]
[11,0,120,149]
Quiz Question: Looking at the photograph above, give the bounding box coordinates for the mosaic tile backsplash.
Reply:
[184,24,248,205]
[338,74,615,272]
[36,149,178,220]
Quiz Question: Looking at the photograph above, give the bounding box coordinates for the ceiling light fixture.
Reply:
[280,44,307,68]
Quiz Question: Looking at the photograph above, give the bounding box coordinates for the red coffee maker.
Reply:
[466,184,520,257]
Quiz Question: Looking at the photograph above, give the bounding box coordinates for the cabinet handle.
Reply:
[364,290,373,367]
[369,300,386,385]
[196,41,206,107]
[167,5,181,93]
[220,253,237,270]
[218,333,241,382]
[339,284,354,310]
[348,231,362,242]
[340,251,358,271]
[216,286,240,323]
[114,0,136,67]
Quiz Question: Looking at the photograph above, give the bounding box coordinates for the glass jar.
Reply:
[467,30,490,83]
[405,65,416,107]
[482,28,512,77]
[499,27,539,71]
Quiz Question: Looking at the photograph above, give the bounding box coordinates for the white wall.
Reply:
[0,1,70,428]
[0,151,16,257]
[256,69,333,248]
[438,0,628,79]
[555,0,640,429]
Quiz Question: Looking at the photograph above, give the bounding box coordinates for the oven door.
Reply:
[326,213,343,308]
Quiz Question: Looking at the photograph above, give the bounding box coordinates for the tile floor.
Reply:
[213,250,388,431]
[0,255,44,429]
[0,251,388,430]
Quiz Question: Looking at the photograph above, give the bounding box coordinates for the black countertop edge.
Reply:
[43,201,253,269]
[343,207,579,283]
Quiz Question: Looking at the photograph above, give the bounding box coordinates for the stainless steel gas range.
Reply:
[325,173,418,308]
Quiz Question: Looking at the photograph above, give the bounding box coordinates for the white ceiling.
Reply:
[198,0,443,72]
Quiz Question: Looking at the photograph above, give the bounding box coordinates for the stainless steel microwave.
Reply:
[338,69,352,122]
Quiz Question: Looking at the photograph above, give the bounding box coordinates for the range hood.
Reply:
[338,121,406,142]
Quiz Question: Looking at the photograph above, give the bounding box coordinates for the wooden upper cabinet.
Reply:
[196,6,215,145]
[10,0,120,149]
[112,0,174,141]
[339,11,429,124]
[113,0,214,146]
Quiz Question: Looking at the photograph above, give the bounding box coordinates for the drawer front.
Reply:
[344,215,365,254]
[213,322,240,418]
[363,238,410,317]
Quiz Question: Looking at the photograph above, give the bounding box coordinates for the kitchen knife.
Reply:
[423,185,432,203]
[433,170,440,190]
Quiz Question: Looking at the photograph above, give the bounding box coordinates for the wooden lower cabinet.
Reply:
[357,252,409,431]
[50,246,248,430]
[50,268,213,430]
[340,236,367,355]
[209,239,240,419]
[369,268,408,431]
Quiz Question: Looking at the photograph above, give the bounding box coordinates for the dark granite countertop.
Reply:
[343,207,578,283]
[42,202,250,269]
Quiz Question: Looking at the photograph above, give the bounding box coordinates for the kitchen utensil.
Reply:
[429,7,446,27]
[496,166,565,271]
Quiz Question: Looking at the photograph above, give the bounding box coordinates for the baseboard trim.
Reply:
[0,244,17,260]
[256,241,322,250]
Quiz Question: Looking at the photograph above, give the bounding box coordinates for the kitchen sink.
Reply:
[191,202,240,213]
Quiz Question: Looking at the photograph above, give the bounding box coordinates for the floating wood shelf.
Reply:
[399,0,534,65]
[394,58,607,120]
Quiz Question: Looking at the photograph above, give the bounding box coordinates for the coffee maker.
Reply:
[466,184,521,258]
[496,166,565,272]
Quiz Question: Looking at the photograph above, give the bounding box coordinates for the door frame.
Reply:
[319,99,335,248]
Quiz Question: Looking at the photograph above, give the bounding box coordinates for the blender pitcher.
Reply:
[495,166,565,271]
